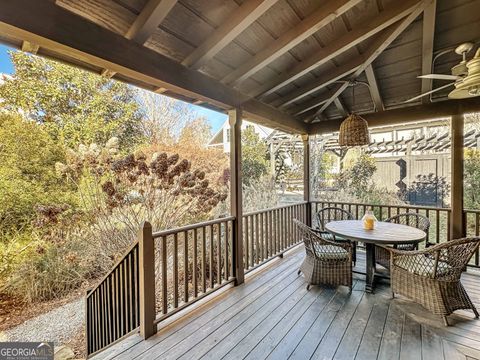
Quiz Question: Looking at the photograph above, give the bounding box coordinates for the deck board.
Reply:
[92,246,480,360]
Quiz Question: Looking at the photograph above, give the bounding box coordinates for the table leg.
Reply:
[365,243,376,293]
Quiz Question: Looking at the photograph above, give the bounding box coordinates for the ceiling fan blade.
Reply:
[418,74,461,81]
[404,82,455,103]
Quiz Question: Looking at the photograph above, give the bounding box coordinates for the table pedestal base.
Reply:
[365,243,376,293]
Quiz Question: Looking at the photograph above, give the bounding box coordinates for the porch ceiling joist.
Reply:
[289,84,344,116]
[125,0,178,44]
[181,0,279,69]
[364,64,384,111]
[252,0,423,99]
[420,0,437,103]
[308,97,480,134]
[21,40,39,54]
[0,0,307,135]
[275,17,413,110]
[313,0,431,118]
[220,0,362,86]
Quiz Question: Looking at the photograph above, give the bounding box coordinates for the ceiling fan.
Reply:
[405,42,480,103]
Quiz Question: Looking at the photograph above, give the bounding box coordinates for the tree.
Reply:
[136,90,198,145]
[0,113,72,232]
[337,153,377,198]
[242,126,269,186]
[464,148,480,209]
[0,51,142,149]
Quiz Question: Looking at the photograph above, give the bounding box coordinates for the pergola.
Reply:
[1,1,480,355]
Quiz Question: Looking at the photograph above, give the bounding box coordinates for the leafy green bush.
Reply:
[0,113,73,232]
[465,148,480,209]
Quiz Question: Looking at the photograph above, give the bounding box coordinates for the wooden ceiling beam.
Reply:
[100,68,116,78]
[182,0,279,69]
[289,85,344,116]
[313,0,431,118]
[274,58,362,108]
[252,0,423,98]
[333,97,348,117]
[125,0,177,44]
[21,40,39,54]
[364,64,384,111]
[308,97,480,134]
[420,0,437,104]
[221,0,362,86]
[0,0,306,134]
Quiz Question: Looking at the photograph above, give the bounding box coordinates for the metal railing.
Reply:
[243,202,308,272]
[311,200,479,268]
[85,242,140,356]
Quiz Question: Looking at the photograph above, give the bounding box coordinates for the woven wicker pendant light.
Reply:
[338,81,370,147]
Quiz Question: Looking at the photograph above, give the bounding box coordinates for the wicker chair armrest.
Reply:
[381,244,435,257]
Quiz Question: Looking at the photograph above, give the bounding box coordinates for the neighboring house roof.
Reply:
[207,120,274,147]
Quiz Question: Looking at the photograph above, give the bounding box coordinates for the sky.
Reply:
[0,44,227,134]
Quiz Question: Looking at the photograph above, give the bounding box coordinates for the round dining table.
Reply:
[325,220,426,293]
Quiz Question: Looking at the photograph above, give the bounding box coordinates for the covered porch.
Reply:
[93,247,480,360]
[1,0,480,359]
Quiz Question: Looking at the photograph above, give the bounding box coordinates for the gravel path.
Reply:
[3,299,84,345]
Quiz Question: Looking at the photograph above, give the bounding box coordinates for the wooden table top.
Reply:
[325,220,426,245]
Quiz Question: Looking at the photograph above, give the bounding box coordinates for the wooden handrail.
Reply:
[243,201,308,216]
[152,216,235,238]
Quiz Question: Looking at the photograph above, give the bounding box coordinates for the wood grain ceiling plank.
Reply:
[252,0,422,98]
[181,0,280,69]
[220,0,362,86]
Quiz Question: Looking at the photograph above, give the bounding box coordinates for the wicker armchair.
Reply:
[376,213,430,269]
[294,219,352,290]
[315,207,357,264]
[385,237,480,325]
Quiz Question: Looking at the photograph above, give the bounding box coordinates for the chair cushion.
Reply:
[395,255,451,277]
[314,230,350,242]
[313,244,349,260]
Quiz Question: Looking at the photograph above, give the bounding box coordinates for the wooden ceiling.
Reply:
[0,0,480,134]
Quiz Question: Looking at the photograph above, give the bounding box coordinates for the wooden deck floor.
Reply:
[94,247,480,360]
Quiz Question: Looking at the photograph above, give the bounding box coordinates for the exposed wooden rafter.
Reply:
[221,0,362,86]
[21,40,39,54]
[275,17,413,111]
[420,0,437,103]
[182,0,279,69]
[125,0,177,44]
[289,84,344,116]
[100,68,116,78]
[333,97,348,116]
[98,0,177,80]
[364,64,384,111]
[275,56,363,108]
[313,0,431,119]
[252,0,423,98]
[0,0,306,134]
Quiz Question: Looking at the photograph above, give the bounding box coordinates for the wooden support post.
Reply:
[229,108,245,285]
[302,134,312,226]
[450,114,465,240]
[138,221,156,339]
